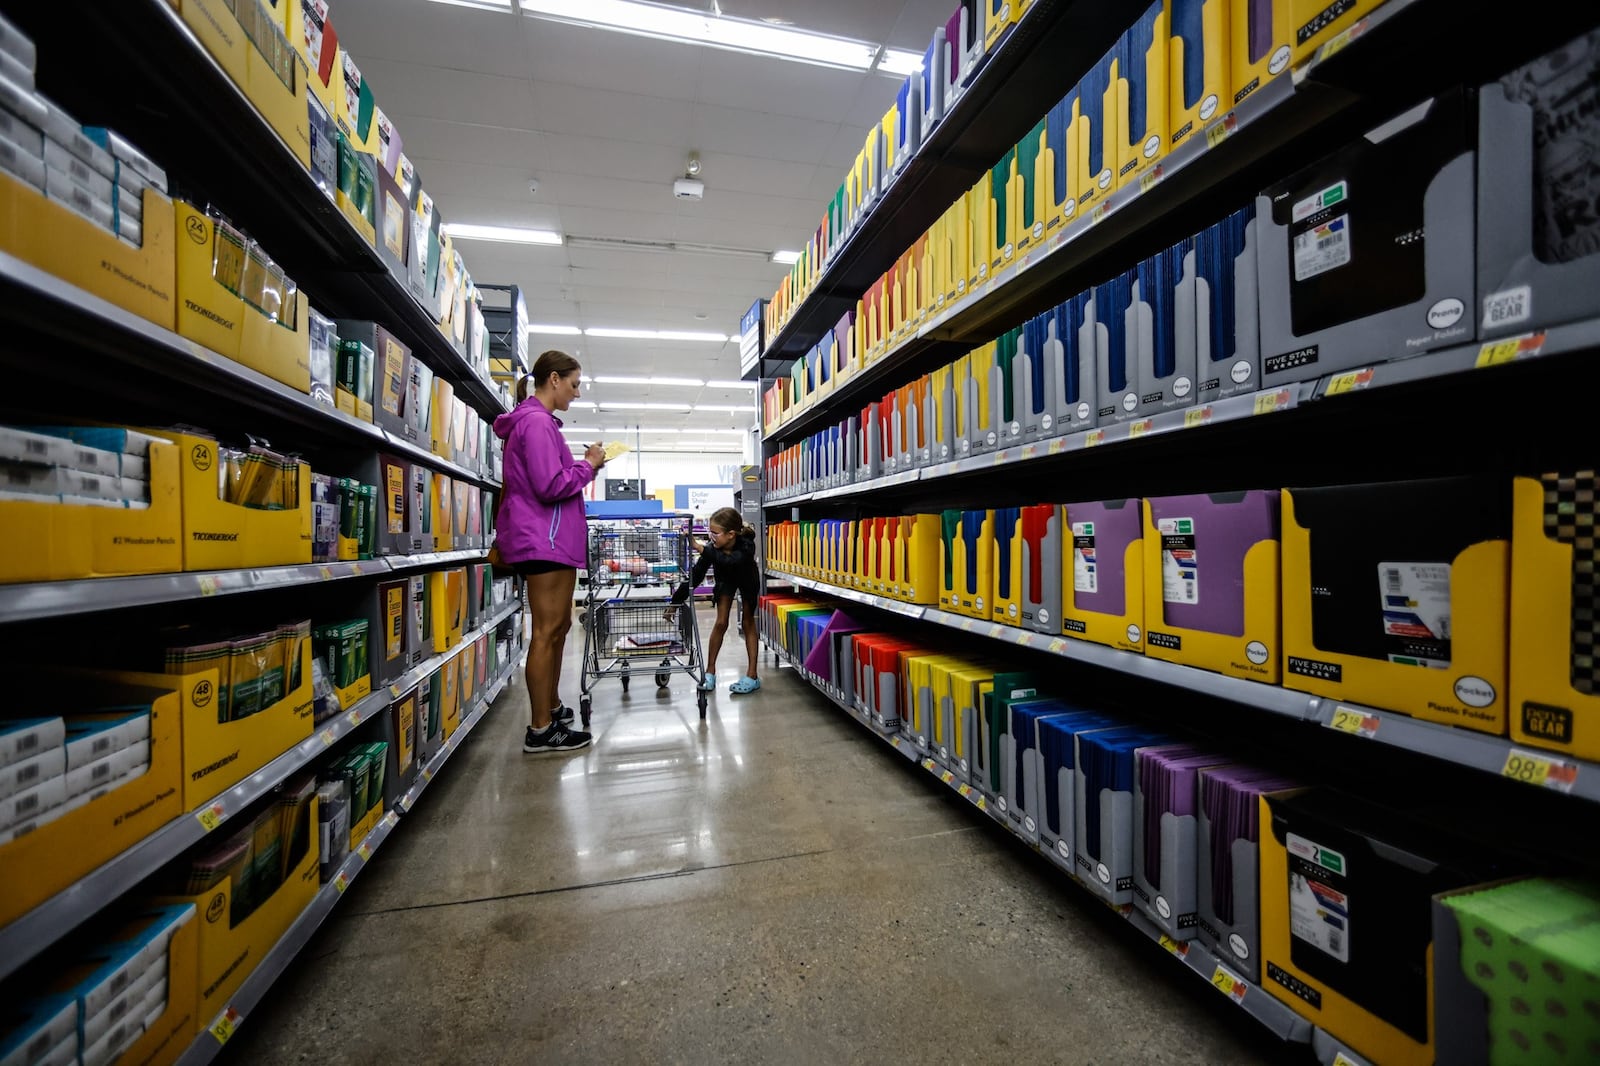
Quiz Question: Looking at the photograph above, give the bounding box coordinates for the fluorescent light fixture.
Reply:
[876,49,924,76]
[771,250,801,265]
[429,0,512,9]
[599,401,692,411]
[527,323,583,336]
[516,0,888,71]
[704,379,759,390]
[443,223,562,246]
[569,401,597,409]
[584,327,727,343]
[693,403,754,413]
[592,375,704,387]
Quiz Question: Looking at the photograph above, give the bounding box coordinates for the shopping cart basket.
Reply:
[579,511,708,721]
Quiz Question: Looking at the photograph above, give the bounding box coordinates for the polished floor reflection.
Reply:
[224,608,1287,1065]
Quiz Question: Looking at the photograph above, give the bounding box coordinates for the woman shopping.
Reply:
[493,350,605,755]
[669,507,762,694]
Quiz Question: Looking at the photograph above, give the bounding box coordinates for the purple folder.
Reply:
[804,610,868,682]
[1199,765,1299,924]
[1138,745,1227,887]
[1145,490,1279,637]
[1064,497,1142,617]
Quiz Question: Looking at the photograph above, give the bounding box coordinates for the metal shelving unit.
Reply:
[0,598,523,983]
[751,0,1139,372]
[7,2,506,419]
[172,654,519,1065]
[765,637,1315,1046]
[771,572,1600,806]
[0,252,502,492]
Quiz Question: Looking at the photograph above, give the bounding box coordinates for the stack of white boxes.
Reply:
[0,12,166,248]
[0,425,159,509]
[0,709,152,844]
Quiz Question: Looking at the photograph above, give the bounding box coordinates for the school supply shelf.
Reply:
[0,596,522,988]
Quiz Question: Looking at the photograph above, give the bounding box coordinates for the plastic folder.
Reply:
[1014,117,1048,253]
[1170,0,1229,148]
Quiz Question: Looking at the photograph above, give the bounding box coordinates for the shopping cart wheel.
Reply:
[580,697,592,728]
[655,669,670,689]
[697,691,707,718]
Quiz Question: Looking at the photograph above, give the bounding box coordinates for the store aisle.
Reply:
[225,609,1286,1065]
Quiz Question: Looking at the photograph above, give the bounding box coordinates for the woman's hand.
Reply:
[585,442,606,470]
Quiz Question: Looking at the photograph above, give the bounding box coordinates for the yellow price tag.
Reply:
[209,1007,242,1045]
[318,566,333,580]
[1253,389,1290,415]
[921,759,937,772]
[975,795,987,811]
[1475,330,1547,368]
[320,729,335,748]
[1139,167,1163,194]
[1327,706,1380,738]
[333,872,350,894]
[940,770,955,784]
[421,767,433,782]
[1159,934,1189,957]
[1085,430,1106,448]
[1048,638,1067,654]
[357,842,373,862]
[1021,444,1037,460]
[1502,748,1579,793]
[197,575,218,597]
[1184,406,1213,428]
[1211,965,1248,1003]
[957,783,972,797]
[1048,438,1067,455]
[1325,367,1375,395]
[350,562,363,575]
[1204,112,1238,149]
[1090,201,1113,227]
[347,710,362,727]
[196,802,226,833]
[890,736,901,749]
[1129,419,1153,438]
[1332,1054,1361,1066]
[1318,15,1371,62]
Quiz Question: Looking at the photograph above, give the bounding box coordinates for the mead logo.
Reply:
[193,531,240,542]
[1522,701,1573,744]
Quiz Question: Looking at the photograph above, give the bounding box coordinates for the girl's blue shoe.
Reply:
[730,676,761,694]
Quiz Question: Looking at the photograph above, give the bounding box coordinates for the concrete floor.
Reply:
[223,610,1295,1065]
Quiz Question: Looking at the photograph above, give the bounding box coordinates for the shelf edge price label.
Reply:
[974,795,987,811]
[1253,389,1291,415]
[1475,330,1547,368]
[1211,964,1248,1004]
[196,801,227,833]
[1021,444,1037,460]
[320,729,335,748]
[198,575,219,597]
[1084,430,1106,448]
[1128,419,1153,439]
[333,871,350,894]
[347,710,362,727]
[1048,638,1067,654]
[1048,438,1067,455]
[1184,406,1213,429]
[318,566,333,580]
[357,842,373,862]
[1331,1054,1362,1066]
[1325,367,1375,396]
[1139,166,1164,195]
[940,770,955,785]
[921,759,937,772]
[1204,112,1238,149]
[1158,934,1189,957]
[1502,748,1578,793]
[209,1007,243,1046]
[957,783,972,798]
[1327,706,1381,739]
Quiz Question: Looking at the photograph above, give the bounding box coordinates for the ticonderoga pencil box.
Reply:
[1035,710,1118,864]
[1135,236,1198,415]
[1478,29,1600,338]
[1063,498,1145,653]
[1258,91,1477,388]
[1075,728,1174,904]
[1132,745,1230,938]
[1194,766,1301,984]
[1020,504,1064,633]
[1114,0,1170,188]
[1195,205,1261,399]
[1169,0,1229,150]
[1510,472,1600,762]
[1095,270,1144,422]
[1283,477,1510,733]
[1260,788,1506,1066]
[1143,490,1280,681]
[991,506,1023,624]
[1432,877,1600,1066]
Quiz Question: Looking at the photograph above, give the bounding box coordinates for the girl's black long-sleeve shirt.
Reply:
[671,530,760,603]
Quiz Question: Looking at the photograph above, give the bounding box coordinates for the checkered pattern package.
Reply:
[1542,470,1600,694]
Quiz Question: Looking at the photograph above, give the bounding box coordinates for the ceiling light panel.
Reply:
[443,223,563,245]
[527,324,583,336]
[592,375,705,387]
[517,0,883,70]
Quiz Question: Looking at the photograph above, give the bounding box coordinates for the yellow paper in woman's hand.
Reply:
[602,441,631,461]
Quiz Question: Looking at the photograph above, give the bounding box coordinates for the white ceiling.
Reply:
[329,0,950,446]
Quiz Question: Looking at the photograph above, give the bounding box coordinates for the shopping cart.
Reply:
[578,511,708,722]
